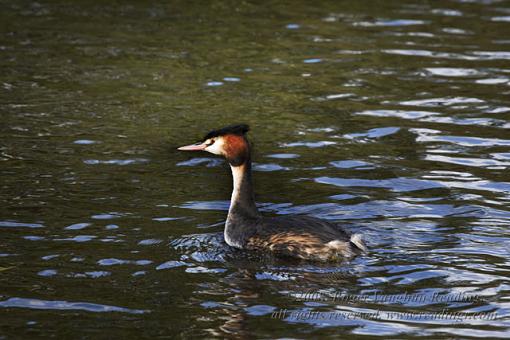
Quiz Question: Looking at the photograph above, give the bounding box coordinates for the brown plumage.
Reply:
[246,216,361,261]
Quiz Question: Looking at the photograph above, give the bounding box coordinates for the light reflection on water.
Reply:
[1,0,510,338]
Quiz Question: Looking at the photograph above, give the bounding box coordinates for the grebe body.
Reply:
[178,124,366,261]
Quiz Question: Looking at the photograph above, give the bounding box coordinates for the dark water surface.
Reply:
[1,0,510,338]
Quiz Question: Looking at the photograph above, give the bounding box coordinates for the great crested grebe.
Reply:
[178,124,367,261]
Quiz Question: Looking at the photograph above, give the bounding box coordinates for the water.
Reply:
[1,0,510,338]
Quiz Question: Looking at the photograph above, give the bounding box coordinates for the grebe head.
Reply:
[178,124,250,166]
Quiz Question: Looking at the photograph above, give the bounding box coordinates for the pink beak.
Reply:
[177,142,208,151]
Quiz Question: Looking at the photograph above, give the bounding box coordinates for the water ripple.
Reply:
[176,157,223,167]
[425,67,484,77]
[83,158,149,165]
[355,110,439,119]
[344,127,400,139]
[354,19,427,27]
[0,297,147,314]
[0,221,44,228]
[400,97,485,107]
[315,176,444,192]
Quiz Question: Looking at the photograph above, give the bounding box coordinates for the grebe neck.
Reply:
[227,158,259,222]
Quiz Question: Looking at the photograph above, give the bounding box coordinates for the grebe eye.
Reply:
[206,139,215,146]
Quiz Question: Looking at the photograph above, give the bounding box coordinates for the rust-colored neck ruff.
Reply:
[223,135,249,167]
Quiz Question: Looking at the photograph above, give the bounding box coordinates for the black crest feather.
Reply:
[202,124,250,141]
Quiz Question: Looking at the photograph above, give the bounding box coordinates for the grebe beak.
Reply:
[177,142,208,151]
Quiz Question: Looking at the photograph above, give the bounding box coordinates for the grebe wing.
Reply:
[246,215,364,260]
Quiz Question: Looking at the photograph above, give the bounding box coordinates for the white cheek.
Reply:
[205,139,224,155]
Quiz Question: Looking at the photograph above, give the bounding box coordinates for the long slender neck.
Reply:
[227,157,259,221]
